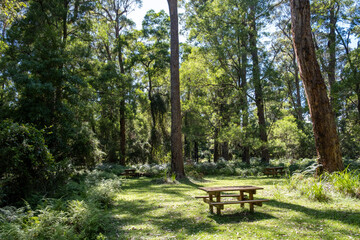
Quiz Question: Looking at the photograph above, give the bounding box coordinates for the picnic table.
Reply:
[263,166,285,177]
[121,169,137,177]
[196,186,269,215]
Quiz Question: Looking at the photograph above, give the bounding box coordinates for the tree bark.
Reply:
[168,0,185,179]
[214,127,219,163]
[328,4,337,107]
[240,26,250,164]
[290,0,343,174]
[193,141,199,163]
[118,43,126,166]
[293,51,303,122]
[222,142,229,160]
[249,4,269,164]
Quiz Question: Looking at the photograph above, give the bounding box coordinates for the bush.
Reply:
[0,200,110,240]
[0,120,54,205]
[0,166,121,240]
[70,124,104,168]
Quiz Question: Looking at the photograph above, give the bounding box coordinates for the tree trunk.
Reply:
[214,127,219,163]
[118,43,126,166]
[328,4,337,107]
[168,0,185,179]
[193,141,199,163]
[222,142,229,160]
[240,29,250,164]
[293,51,303,122]
[290,0,343,174]
[357,83,360,123]
[249,4,269,164]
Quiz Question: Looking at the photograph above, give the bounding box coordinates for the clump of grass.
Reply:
[324,166,360,198]
[287,174,330,202]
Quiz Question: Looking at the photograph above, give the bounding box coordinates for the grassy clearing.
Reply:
[1,165,360,240]
[109,176,360,240]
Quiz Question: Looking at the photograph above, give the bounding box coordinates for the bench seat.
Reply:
[209,199,269,206]
[195,194,242,199]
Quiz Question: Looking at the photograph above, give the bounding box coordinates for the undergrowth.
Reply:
[287,164,360,202]
[0,165,125,240]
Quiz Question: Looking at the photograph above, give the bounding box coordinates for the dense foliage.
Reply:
[0,0,359,204]
[0,121,54,205]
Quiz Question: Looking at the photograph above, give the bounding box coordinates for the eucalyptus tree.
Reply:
[290,0,343,173]
[185,0,252,163]
[168,0,185,179]
[131,10,171,163]
[181,48,211,162]
[185,0,282,163]
[273,6,304,123]
[248,0,271,163]
[94,0,141,165]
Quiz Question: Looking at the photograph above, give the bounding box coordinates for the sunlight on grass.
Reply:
[108,176,360,239]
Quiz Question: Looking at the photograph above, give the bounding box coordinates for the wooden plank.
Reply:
[199,186,263,192]
[210,199,269,205]
[195,194,242,199]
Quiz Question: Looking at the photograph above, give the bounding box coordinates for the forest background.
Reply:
[0,0,359,205]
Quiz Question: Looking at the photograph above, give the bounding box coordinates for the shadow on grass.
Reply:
[268,200,360,227]
[121,177,203,200]
[110,199,217,238]
[179,177,203,188]
[210,210,276,224]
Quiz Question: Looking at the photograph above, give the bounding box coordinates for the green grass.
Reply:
[107,176,360,240]
[1,172,360,239]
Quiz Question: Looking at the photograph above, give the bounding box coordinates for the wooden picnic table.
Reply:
[263,166,285,177]
[121,169,137,177]
[196,186,269,215]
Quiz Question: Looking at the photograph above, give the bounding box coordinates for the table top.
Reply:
[199,186,264,192]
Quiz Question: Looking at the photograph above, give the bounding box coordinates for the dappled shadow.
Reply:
[179,177,203,188]
[147,211,216,235]
[109,198,216,239]
[268,200,360,227]
[120,178,202,200]
[210,210,276,224]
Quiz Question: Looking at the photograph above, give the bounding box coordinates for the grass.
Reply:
[1,168,360,239]
[107,176,360,240]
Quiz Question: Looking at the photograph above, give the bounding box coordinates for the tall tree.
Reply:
[95,0,141,165]
[290,0,343,173]
[167,0,185,179]
[249,1,270,164]
[132,10,171,163]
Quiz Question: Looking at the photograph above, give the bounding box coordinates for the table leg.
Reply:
[249,190,254,213]
[239,191,244,208]
[209,194,214,214]
[216,192,221,215]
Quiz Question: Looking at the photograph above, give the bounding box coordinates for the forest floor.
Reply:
[107,176,360,240]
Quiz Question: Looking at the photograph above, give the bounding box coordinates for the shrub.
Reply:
[70,124,104,168]
[0,166,120,240]
[0,120,54,205]
[0,200,110,240]
[87,178,122,207]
